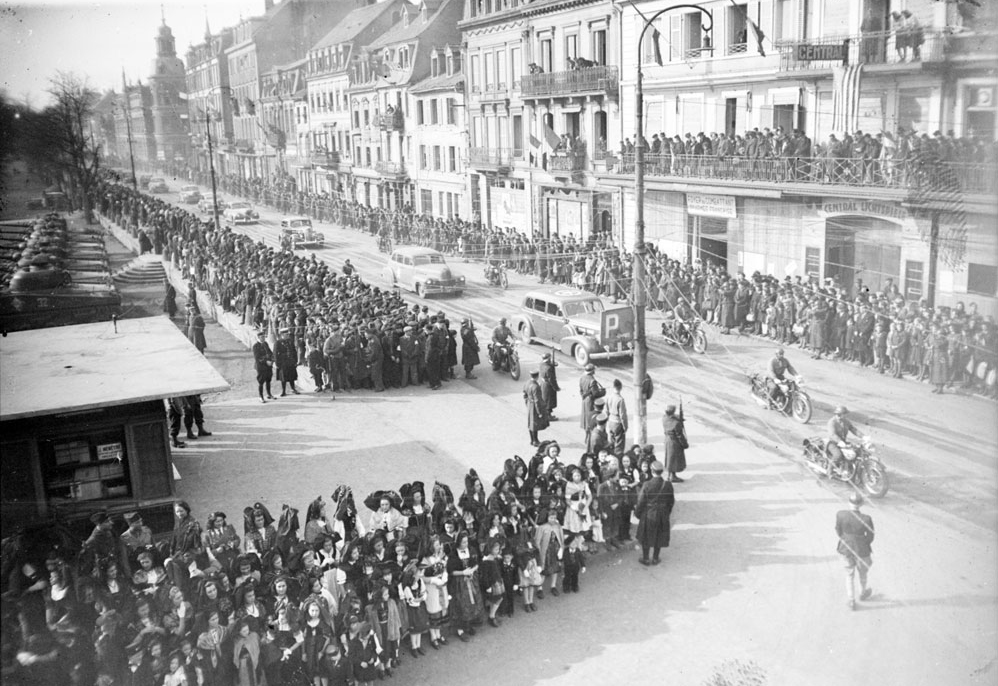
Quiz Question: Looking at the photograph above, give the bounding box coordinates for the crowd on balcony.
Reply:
[615,126,997,193]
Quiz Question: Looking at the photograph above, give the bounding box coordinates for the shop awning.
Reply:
[0,317,230,421]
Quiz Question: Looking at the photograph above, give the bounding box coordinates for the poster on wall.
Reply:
[557,200,583,239]
[492,187,528,228]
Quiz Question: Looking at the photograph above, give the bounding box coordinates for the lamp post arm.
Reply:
[631,2,713,445]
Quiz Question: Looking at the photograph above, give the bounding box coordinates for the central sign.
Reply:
[794,42,848,62]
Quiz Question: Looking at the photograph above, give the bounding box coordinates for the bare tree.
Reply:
[36,72,102,223]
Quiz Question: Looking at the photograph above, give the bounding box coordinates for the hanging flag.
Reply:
[728,0,766,56]
[651,28,664,66]
[529,133,542,150]
[831,64,862,132]
[544,125,562,151]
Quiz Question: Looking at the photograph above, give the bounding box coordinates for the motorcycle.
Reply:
[802,436,889,498]
[661,317,707,354]
[748,373,813,424]
[485,262,509,289]
[487,340,520,380]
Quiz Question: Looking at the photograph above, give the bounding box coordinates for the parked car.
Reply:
[223,201,259,224]
[198,194,227,215]
[147,177,169,193]
[279,217,324,250]
[179,185,201,203]
[382,246,464,297]
[511,288,634,366]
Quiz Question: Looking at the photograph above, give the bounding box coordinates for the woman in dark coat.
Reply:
[661,405,687,483]
[634,461,675,565]
[719,279,737,334]
[163,281,178,318]
[809,298,828,359]
[460,320,480,379]
[274,328,299,396]
[188,307,207,354]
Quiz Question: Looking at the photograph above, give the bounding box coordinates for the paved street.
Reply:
[149,180,998,686]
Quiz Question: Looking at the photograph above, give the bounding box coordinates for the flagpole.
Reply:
[631,2,714,444]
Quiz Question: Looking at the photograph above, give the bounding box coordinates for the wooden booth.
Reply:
[0,317,229,540]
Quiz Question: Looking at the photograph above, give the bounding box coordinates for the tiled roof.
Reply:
[311,1,400,50]
[366,0,454,49]
[409,71,463,93]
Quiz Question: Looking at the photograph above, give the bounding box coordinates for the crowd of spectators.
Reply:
[169,165,998,399]
[615,127,997,192]
[2,434,661,686]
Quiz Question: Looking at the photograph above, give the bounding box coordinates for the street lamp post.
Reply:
[205,109,221,233]
[632,3,712,444]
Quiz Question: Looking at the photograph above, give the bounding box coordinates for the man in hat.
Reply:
[366,322,385,392]
[120,512,153,555]
[587,411,610,455]
[539,353,560,420]
[605,378,628,456]
[491,318,514,370]
[425,320,446,390]
[836,492,875,610]
[523,370,549,447]
[767,347,799,410]
[82,510,120,571]
[579,363,602,436]
[399,325,420,387]
[253,330,276,403]
[460,319,480,379]
[323,322,346,392]
[662,405,688,483]
[274,327,300,396]
[634,461,675,566]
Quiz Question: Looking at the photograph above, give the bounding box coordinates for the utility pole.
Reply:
[205,109,221,233]
[121,69,138,190]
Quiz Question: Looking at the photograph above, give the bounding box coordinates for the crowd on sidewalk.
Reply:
[1,434,677,686]
[104,167,998,399]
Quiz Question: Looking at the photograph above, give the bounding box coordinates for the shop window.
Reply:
[40,429,131,502]
[904,260,924,299]
[806,247,821,280]
[967,263,998,297]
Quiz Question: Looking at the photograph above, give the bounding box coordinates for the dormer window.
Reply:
[431,54,438,77]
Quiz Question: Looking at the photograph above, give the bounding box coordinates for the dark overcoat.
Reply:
[523,379,549,431]
[634,476,675,549]
[662,414,687,474]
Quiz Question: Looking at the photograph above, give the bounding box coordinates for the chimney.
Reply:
[265,0,274,10]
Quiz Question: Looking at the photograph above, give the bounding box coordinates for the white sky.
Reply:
[0,0,259,107]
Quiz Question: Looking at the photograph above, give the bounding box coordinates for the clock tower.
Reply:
[148,15,190,167]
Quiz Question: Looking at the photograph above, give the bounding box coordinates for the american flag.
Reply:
[831,64,863,133]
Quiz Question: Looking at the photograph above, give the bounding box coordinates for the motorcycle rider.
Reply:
[491,317,514,370]
[662,299,694,340]
[827,405,865,472]
[767,347,800,409]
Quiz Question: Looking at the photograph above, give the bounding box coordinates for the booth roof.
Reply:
[0,317,230,421]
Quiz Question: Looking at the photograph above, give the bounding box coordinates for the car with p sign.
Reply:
[511,289,634,366]
[382,246,464,297]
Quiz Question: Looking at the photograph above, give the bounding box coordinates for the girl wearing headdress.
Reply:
[446,530,485,642]
[420,535,450,649]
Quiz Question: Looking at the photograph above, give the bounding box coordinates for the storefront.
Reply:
[0,318,229,540]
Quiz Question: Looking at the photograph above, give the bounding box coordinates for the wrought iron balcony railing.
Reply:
[374,111,405,132]
[468,147,514,168]
[521,65,619,98]
[375,160,406,176]
[776,29,946,71]
[612,153,997,196]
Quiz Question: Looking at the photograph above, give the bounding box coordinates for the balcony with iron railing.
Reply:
[546,152,588,174]
[374,111,405,132]
[610,153,998,198]
[521,65,619,99]
[309,150,341,167]
[374,159,406,177]
[468,147,516,170]
[776,28,947,72]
